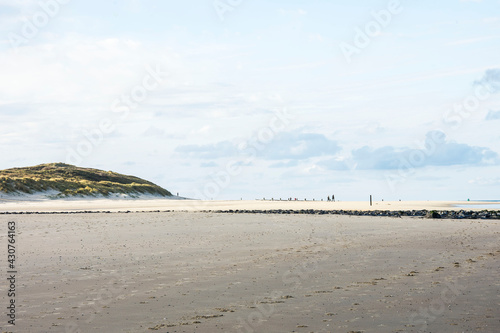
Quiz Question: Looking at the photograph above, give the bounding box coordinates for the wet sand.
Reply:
[0,210,498,332]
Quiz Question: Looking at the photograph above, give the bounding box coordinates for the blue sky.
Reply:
[1,0,499,200]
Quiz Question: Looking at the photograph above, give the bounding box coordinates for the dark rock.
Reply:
[425,211,441,219]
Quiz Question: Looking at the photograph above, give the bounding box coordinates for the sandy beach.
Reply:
[0,200,498,332]
[1,198,499,213]
[3,0,500,332]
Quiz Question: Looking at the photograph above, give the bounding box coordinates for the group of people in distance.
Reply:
[265,195,336,201]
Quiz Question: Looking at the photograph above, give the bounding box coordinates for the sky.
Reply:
[1,0,500,201]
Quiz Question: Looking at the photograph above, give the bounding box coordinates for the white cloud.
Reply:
[0,0,39,11]
[0,35,176,104]
[474,68,500,93]
[308,33,324,42]
[485,110,500,120]
[175,132,341,161]
[482,17,500,23]
[447,35,500,46]
[322,131,498,171]
[278,8,307,16]
[468,177,500,186]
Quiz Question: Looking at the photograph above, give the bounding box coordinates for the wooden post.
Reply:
[370,195,372,206]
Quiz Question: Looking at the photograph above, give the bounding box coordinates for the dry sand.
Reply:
[1,199,499,213]
[0,203,498,332]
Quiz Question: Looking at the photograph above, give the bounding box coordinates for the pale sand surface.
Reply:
[0,199,499,213]
[0,212,498,333]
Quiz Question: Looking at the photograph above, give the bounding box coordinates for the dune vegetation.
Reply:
[0,163,172,198]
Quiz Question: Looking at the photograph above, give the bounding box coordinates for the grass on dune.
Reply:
[0,163,172,198]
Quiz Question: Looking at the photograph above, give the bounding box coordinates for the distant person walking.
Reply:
[332,194,335,202]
